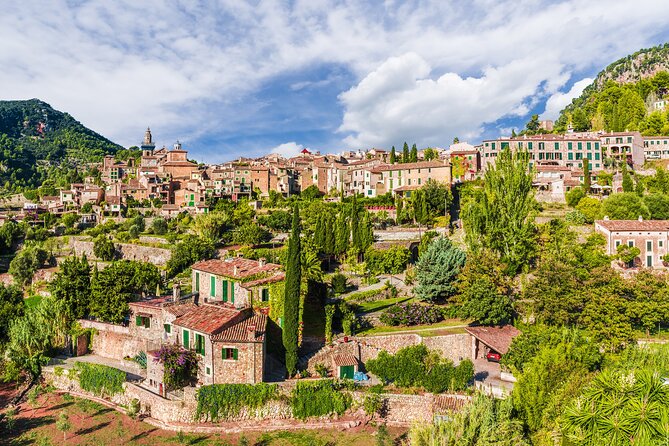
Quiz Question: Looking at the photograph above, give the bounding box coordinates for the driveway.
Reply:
[473,358,514,397]
[45,354,146,381]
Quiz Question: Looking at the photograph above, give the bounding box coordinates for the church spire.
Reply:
[141,127,155,153]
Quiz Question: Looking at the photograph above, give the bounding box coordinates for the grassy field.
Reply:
[357,318,467,336]
[354,296,413,314]
[4,389,407,446]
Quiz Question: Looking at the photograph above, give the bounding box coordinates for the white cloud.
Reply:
[1,0,669,158]
[542,78,594,121]
[271,142,304,158]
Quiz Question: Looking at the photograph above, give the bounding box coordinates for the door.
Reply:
[340,365,354,379]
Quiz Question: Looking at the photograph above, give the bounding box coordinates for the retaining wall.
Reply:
[70,238,172,265]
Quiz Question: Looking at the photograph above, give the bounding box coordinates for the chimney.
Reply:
[258,257,266,267]
[247,324,257,341]
[233,265,238,276]
[172,281,181,302]
[639,215,643,222]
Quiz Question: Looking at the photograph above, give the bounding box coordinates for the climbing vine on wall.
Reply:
[290,379,353,420]
[268,281,285,324]
[195,383,280,421]
[73,361,125,397]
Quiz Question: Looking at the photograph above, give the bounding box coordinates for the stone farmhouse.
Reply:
[81,257,285,395]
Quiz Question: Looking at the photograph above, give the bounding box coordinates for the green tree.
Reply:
[421,179,452,221]
[389,146,396,164]
[151,217,168,235]
[93,235,117,261]
[49,255,91,323]
[334,212,349,257]
[166,235,215,277]
[56,410,72,442]
[602,193,650,220]
[643,193,669,219]
[9,247,50,287]
[525,114,540,133]
[575,197,603,223]
[61,213,78,229]
[414,236,465,302]
[621,161,634,192]
[193,211,230,242]
[566,187,585,207]
[0,284,24,344]
[283,206,302,376]
[461,147,536,275]
[410,144,418,162]
[301,185,323,201]
[457,251,514,325]
[232,223,271,246]
[582,158,591,191]
[402,142,409,163]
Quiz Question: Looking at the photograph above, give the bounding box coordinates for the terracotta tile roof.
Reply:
[172,304,243,334]
[450,150,479,156]
[595,220,669,232]
[332,354,358,367]
[192,258,282,280]
[241,272,285,289]
[211,312,267,343]
[165,302,198,317]
[464,325,521,355]
[393,185,421,192]
[370,161,447,173]
[433,395,468,413]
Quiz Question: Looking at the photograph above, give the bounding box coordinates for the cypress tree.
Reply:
[350,195,361,253]
[410,144,418,163]
[402,142,410,164]
[313,214,325,252]
[324,213,335,255]
[396,196,404,224]
[334,212,349,256]
[389,146,396,164]
[622,161,634,193]
[283,205,301,376]
[582,158,591,192]
[360,212,374,252]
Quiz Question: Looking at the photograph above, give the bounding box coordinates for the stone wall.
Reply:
[80,320,154,360]
[305,333,472,375]
[70,238,172,265]
[44,368,458,426]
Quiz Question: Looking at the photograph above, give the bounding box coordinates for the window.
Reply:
[210,275,216,297]
[182,329,190,349]
[135,315,150,328]
[628,240,635,247]
[647,241,653,251]
[223,348,238,360]
[615,240,621,248]
[587,142,591,150]
[418,178,422,185]
[195,272,200,292]
[164,323,171,334]
[568,142,573,150]
[660,240,664,248]
[205,366,211,376]
[647,255,653,267]
[539,142,544,150]
[578,142,582,150]
[195,333,205,356]
[568,152,573,160]
[261,288,269,302]
[526,142,532,150]
[554,142,560,150]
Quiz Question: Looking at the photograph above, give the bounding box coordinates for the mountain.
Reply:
[0,99,122,192]
[555,44,669,135]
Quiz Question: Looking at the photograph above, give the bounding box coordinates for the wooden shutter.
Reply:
[230,282,235,303]
[222,280,228,302]
[210,275,216,297]
[195,272,200,292]
[183,330,190,348]
[233,348,238,360]
[135,316,142,326]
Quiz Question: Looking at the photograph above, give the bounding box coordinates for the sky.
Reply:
[2,1,669,164]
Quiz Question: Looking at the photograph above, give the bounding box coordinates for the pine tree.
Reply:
[410,144,418,162]
[582,158,591,192]
[402,142,410,164]
[283,205,302,377]
[389,146,396,164]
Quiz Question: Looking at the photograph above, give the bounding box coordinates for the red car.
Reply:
[486,351,501,362]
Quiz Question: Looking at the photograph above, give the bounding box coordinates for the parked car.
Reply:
[486,351,501,362]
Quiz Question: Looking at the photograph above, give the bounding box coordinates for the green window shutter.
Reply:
[135,316,142,326]
[183,330,190,349]
[195,272,200,292]
[222,280,228,302]
[164,324,171,334]
[210,275,216,297]
[230,282,235,303]
[233,348,238,360]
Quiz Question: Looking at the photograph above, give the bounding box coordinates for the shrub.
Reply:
[564,210,587,225]
[290,379,352,420]
[74,361,125,397]
[379,303,443,326]
[151,217,168,235]
[330,273,348,295]
[195,383,279,421]
[314,363,329,378]
[152,344,199,391]
[127,398,140,419]
[365,345,473,393]
[93,235,117,261]
[565,188,585,207]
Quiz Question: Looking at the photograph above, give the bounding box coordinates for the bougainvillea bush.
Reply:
[152,344,199,390]
[379,303,443,326]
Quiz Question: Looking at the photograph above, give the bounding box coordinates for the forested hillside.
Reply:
[0,99,121,192]
[555,44,669,135]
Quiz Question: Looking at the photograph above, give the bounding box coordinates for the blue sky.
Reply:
[2,1,669,163]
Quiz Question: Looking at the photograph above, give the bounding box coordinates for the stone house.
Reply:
[595,218,669,268]
[191,257,285,312]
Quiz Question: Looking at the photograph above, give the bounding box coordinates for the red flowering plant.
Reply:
[153,344,199,390]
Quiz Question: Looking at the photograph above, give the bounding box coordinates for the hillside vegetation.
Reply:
[555,43,669,135]
[0,99,121,192]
